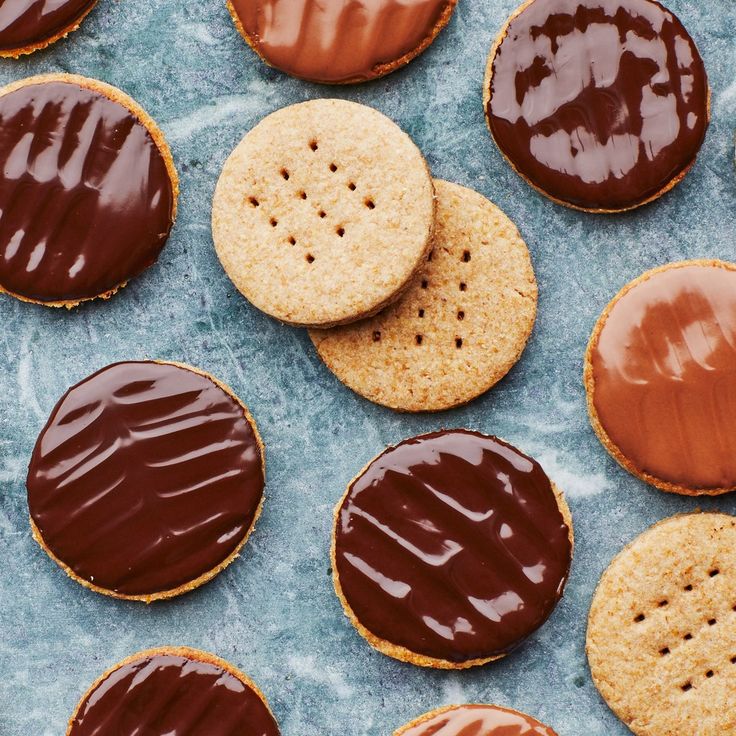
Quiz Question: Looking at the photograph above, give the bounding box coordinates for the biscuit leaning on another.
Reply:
[212,99,436,328]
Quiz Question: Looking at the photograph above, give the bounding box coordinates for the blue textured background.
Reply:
[0,1,734,734]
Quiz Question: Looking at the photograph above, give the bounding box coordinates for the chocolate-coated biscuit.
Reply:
[587,513,736,736]
[212,99,435,327]
[0,74,178,307]
[27,360,264,602]
[584,260,736,495]
[395,705,558,735]
[332,429,573,668]
[484,0,709,213]
[228,0,458,84]
[0,0,98,57]
[310,179,537,412]
[67,647,280,736]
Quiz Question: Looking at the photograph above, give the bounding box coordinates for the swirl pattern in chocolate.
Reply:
[229,0,457,83]
[486,0,708,211]
[589,262,736,491]
[27,361,264,597]
[0,0,96,51]
[69,650,280,736]
[334,430,572,663]
[0,79,174,303]
[400,705,558,736]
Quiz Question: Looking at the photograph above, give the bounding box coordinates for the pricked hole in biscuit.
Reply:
[684,633,693,641]
[280,168,290,180]
[708,618,717,626]
[418,309,425,318]
[634,614,646,623]
[681,682,693,692]
[365,198,375,209]
[288,236,296,245]
[658,600,668,607]
[415,335,423,345]
[706,670,714,678]
[684,584,693,591]
[319,210,327,219]
[348,182,357,191]
[329,163,338,173]
[455,338,463,349]
[460,282,467,291]
[298,190,307,200]
[659,647,670,656]
[270,218,278,227]
[336,227,345,238]
[306,254,315,264]
[248,196,259,207]
[457,310,465,320]
[427,250,434,262]
[730,656,736,664]
[462,250,471,262]
[421,280,428,289]
[710,569,720,577]
[372,331,381,342]
[309,140,318,152]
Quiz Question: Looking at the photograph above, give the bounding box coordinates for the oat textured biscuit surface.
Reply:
[212,98,435,327]
[310,179,536,411]
[587,513,736,736]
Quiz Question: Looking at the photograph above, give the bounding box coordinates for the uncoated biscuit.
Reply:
[587,513,736,736]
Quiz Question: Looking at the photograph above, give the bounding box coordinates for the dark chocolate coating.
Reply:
[334,430,572,662]
[27,361,263,597]
[0,0,96,51]
[487,0,708,210]
[0,80,174,303]
[69,651,280,736]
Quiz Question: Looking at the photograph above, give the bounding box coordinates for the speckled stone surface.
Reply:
[0,2,734,735]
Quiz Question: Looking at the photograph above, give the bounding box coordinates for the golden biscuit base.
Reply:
[584,259,736,496]
[310,179,537,412]
[482,0,711,214]
[587,513,736,736]
[30,360,265,603]
[66,646,277,735]
[330,438,574,669]
[212,99,435,327]
[226,0,458,85]
[0,73,179,309]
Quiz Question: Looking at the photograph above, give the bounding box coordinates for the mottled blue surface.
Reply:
[0,1,734,734]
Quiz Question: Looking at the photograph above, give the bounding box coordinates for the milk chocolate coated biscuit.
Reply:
[396,705,558,736]
[67,647,280,736]
[228,0,457,84]
[27,361,264,601]
[0,74,177,307]
[585,260,736,495]
[484,0,709,212]
[332,430,573,668]
[587,513,736,736]
[0,0,98,57]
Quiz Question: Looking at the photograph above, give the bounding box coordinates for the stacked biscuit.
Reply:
[212,98,538,412]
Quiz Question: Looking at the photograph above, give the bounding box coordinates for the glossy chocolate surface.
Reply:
[334,430,571,662]
[401,705,558,736]
[0,0,96,50]
[69,652,280,736]
[590,263,736,490]
[0,80,173,303]
[27,361,263,596]
[487,0,708,210]
[230,0,455,83]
